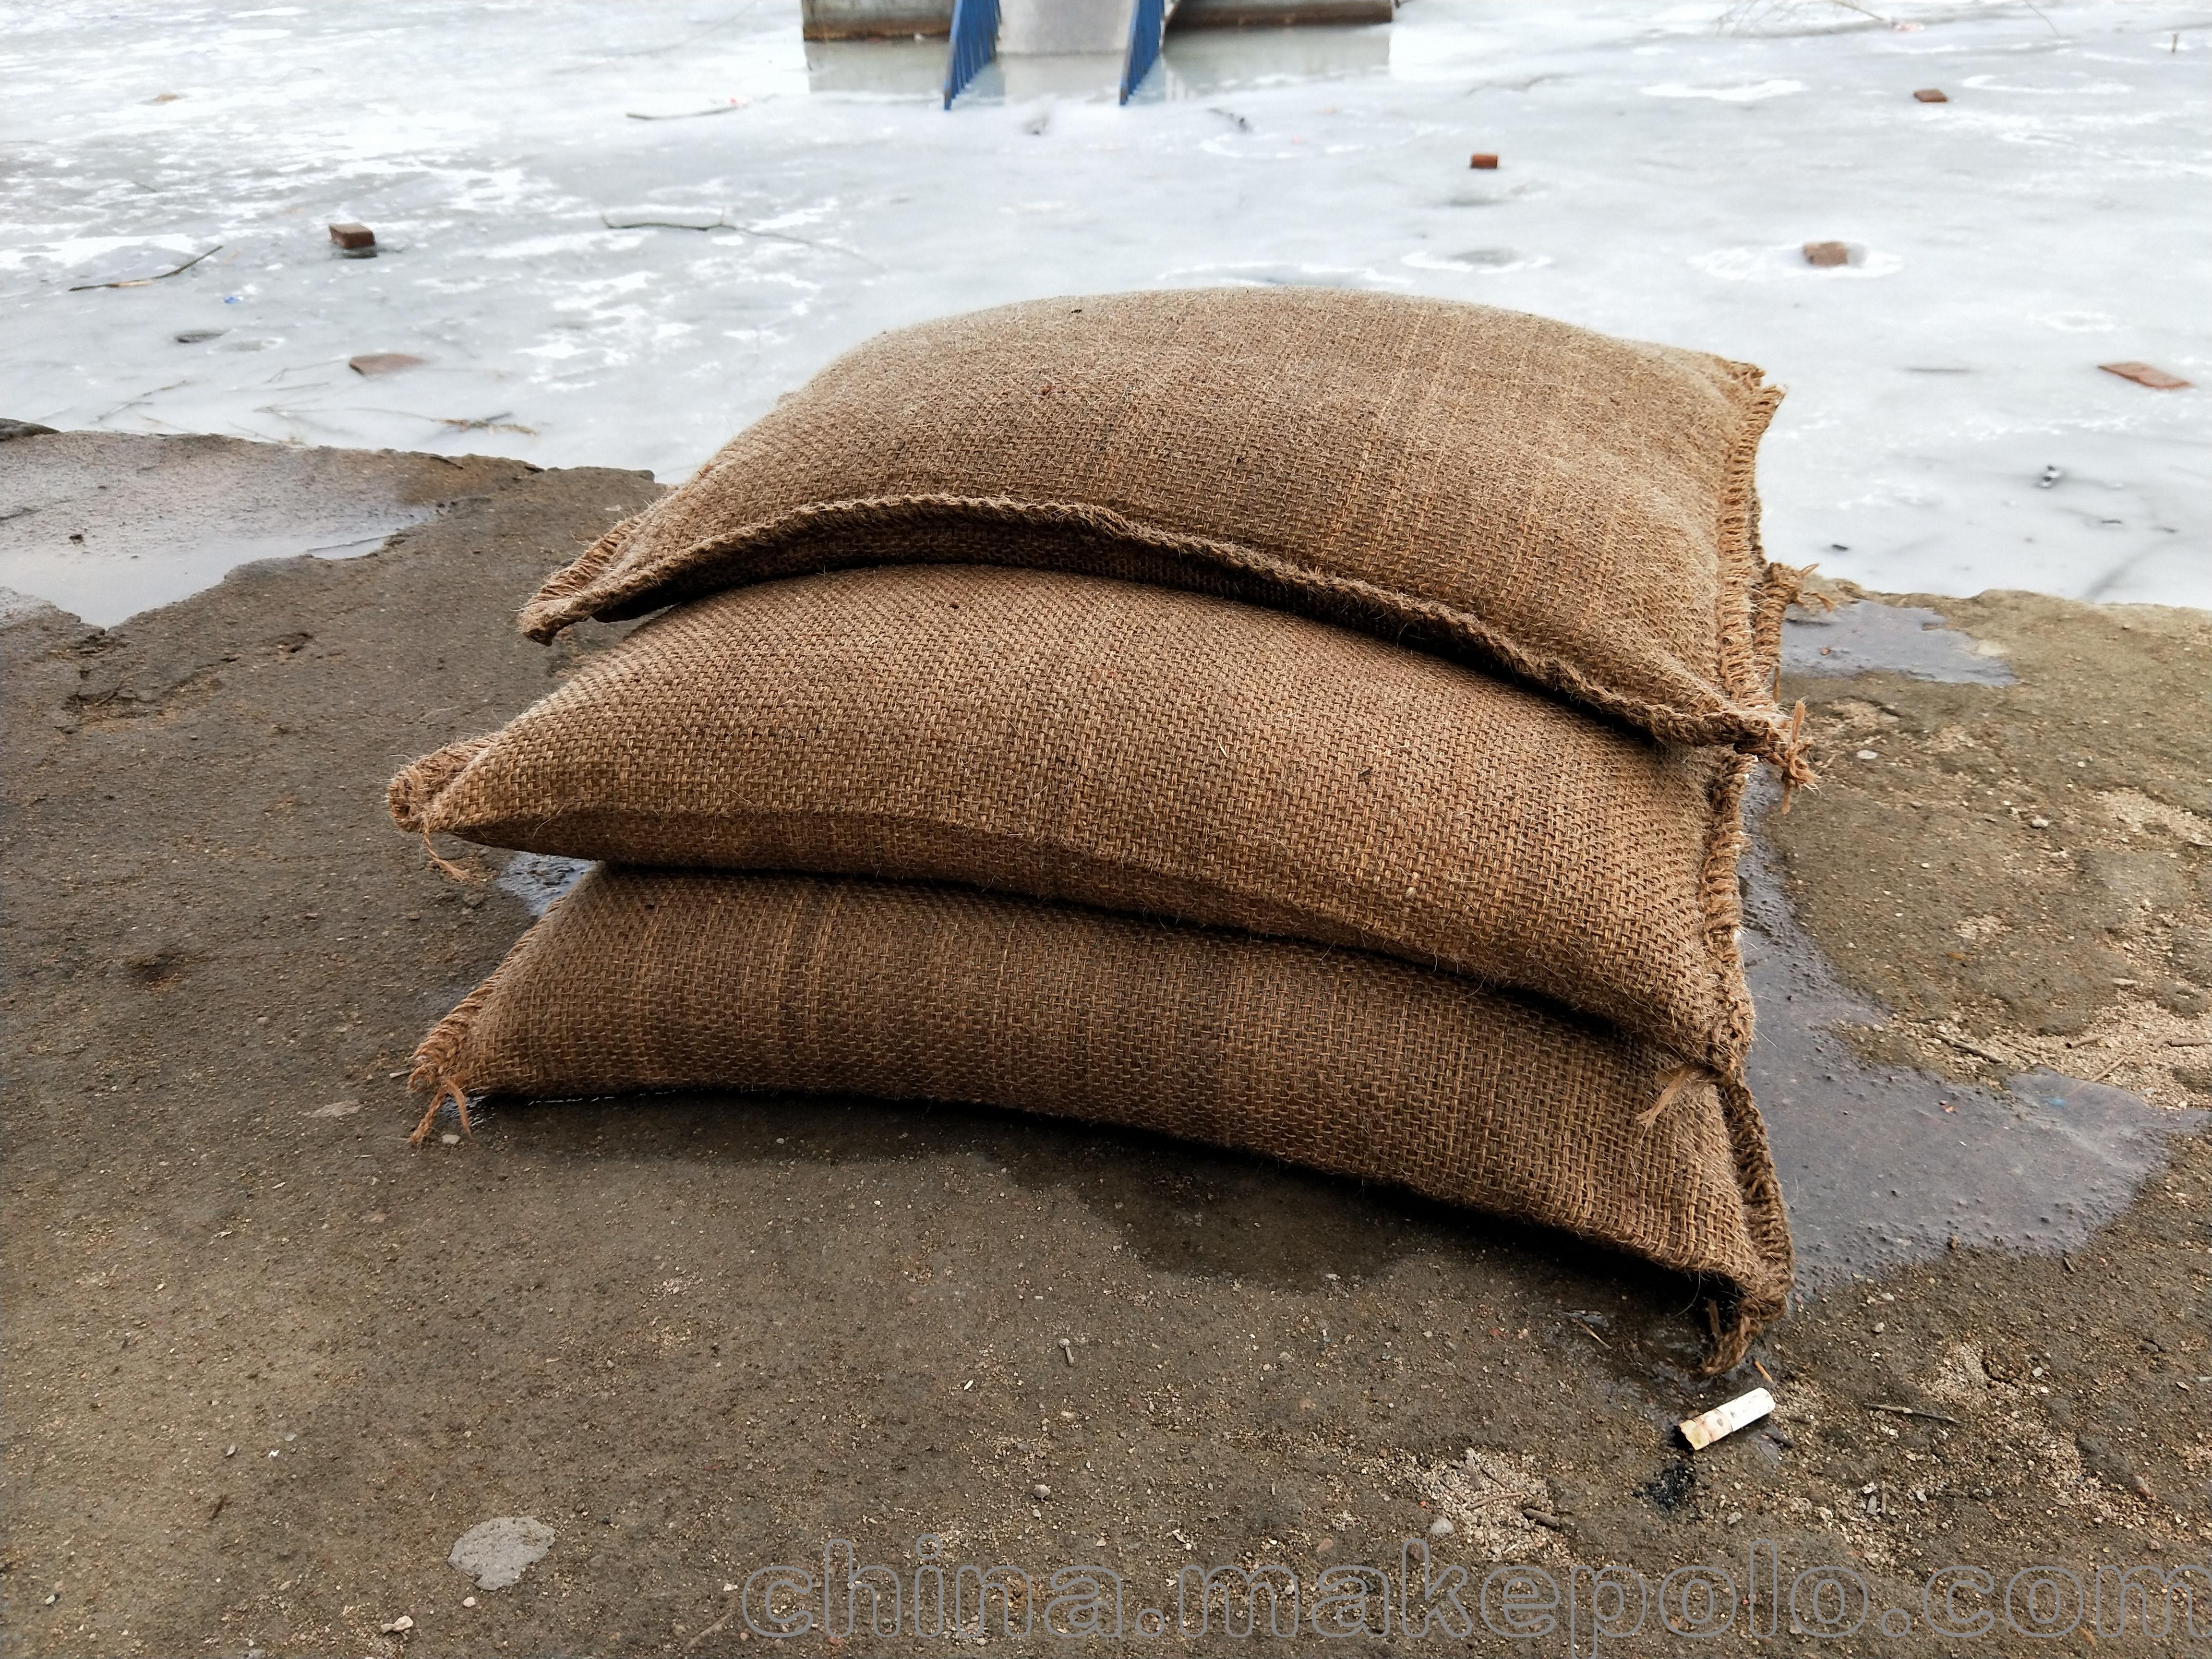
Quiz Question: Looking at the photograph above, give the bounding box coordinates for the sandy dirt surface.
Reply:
[2,433,2205,1658]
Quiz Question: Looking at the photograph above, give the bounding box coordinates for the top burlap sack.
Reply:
[519,289,1805,769]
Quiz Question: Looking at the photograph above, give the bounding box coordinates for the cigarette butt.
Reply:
[1679,1387,1774,1451]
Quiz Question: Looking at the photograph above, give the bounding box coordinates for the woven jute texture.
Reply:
[397,565,1758,1072]
[412,868,1792,1368]
[518,289,1801,767]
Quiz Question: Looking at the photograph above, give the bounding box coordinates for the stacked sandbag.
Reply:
[391,288,1809,1368]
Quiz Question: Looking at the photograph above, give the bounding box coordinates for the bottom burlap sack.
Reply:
[412,868,1792,1369]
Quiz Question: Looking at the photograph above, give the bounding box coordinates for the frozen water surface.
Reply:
[2,0,2207,622]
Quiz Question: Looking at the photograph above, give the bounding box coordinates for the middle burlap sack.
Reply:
[393,564,1758,1073]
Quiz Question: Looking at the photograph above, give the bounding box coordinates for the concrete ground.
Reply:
[2,432,2205,1658]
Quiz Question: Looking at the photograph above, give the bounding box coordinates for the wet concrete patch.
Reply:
[0,430,439,625]
[1782,599,2016,685]
[1753,590,2201,1281]
[497,851,594,916]
[1744,812,2201,1280]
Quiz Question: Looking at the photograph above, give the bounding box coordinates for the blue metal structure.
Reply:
[1119,0,1166,102]
[942,0,1000,108]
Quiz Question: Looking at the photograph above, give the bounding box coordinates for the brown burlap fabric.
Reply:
[396,566,1758,1072]
[517,289,1805,770]
[412,869,1792,1369]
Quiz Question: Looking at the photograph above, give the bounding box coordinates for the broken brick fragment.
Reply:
[2099,361,2192,391]
[1802,241,1851,268]
[349,352,426,377]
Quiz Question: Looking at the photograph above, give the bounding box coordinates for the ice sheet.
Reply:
[3,0,2206,620]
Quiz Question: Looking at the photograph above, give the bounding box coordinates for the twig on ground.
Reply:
[69,244,222,291]
[439,413,538,435]
[625,103,745,120]
[599,211,883,267]
[1932,1031,2016,1068]
[684,1608,735,1649]
[601,212,725,231]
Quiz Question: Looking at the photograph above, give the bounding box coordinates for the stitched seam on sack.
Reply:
[387,735,496,833]
[408,866,605,1097]
[1717,1075,1796,1318]
[1709,367,1786,714]
[528,512,642,607]
[1699,751,1758,1078]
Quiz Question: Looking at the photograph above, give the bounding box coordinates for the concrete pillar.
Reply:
[998,0,1137,54]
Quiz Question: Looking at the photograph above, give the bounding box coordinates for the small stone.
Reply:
[462,1596,478,1608]
[2030,817,2051,828]
[379,1615,414,1634]
[1803,241,1851,267]
[1912,87,1948,103]
[449,1515,555,1591]
[440,1132,460,1145]
[1032,1484,1051,1501]
[1428,1516,1455,1538]
[1857,749,1879,761]
[2077,1435,2157,1503]
[225,1444,236,1457]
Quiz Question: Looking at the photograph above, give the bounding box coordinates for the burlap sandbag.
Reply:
[396,565,1758,1073]
[410,868,1792,1369]
[518,289,1808,773]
